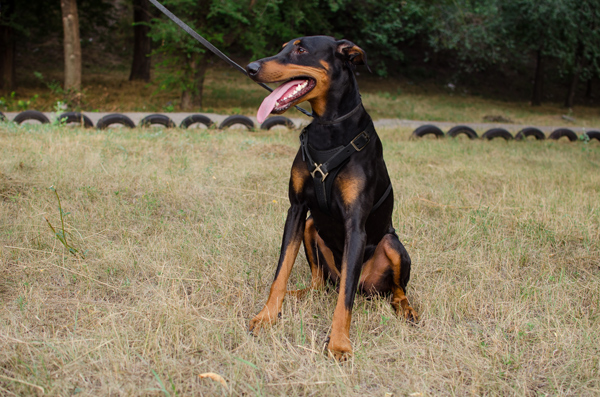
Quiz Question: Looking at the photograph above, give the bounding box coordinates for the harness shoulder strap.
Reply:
[301,122,389,214]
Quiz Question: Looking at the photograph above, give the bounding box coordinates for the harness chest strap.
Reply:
[300,121,392,214]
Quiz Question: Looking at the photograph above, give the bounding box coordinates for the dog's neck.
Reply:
[307,68,371,150]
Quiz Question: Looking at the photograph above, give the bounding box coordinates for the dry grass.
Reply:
[1,123,599,396]
[6,67,600,128]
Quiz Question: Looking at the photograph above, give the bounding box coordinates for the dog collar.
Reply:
[316,102,363,125]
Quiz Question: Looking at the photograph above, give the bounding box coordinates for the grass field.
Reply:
[5,66,600,129]
[1,123,599,395]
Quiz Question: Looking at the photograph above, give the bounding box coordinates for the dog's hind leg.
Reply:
[360,233,418,322]
[383,235,418,321]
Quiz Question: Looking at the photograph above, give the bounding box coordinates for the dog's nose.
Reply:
[246,62,261,77]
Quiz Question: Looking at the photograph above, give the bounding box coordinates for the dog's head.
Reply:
[247,36,368,121]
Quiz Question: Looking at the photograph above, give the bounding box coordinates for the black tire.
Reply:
[515,127,545,140]
[412,124,444,138]
[260,116,295,130]
[58,112,94,128]
[139,113,176,128]
[180,114,213,129]
[13,110,50,124]
[0,111,6,121]
[548,128,578,142]
[585,130,600,141]
[219,115,255,130]
[482,128,513,141]
[446,125,478,139]
[96,113,136,129]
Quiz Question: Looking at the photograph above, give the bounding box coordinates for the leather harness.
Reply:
[300,117,392,215]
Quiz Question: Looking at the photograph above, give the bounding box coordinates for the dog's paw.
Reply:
[392,297,419,323]
[397,305,419,323]
[325,335,353,362]
[248,311,279,335]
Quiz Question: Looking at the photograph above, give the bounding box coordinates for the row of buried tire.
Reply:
[3,110,598,141]
[0,110,295,131]
[413,124,600,142]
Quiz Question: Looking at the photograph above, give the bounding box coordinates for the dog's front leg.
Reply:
[327,217,366,360]
[249,204,307,333]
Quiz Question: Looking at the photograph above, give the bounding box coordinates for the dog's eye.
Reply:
[296,47,307,54]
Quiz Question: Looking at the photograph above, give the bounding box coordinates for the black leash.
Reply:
[148,0,313,118]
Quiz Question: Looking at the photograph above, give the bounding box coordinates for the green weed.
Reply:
[44,186,85,258]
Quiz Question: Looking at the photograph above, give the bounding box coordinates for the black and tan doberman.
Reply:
[246,35,418,360]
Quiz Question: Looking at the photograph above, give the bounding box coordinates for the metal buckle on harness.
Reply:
[311,163,329,181]
[350,131,370,152]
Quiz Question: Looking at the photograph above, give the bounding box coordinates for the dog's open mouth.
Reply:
[257,78,316,123]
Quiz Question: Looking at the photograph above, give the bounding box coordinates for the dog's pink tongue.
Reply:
[257,80,302,123]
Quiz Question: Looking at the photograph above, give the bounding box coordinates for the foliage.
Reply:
[77,0,114,39]
[331,0,432,76]
[0,92,16,111]
[244,0,333,58]
[499,0,572,69]
[3,0,600,107]
[498,0,600,105]
[148,0,255,109]
[558,0,600,80]
[425,0,507,73]
[0,91,38,112]
[245,0,432,76]
[33,71,85,111]
[0,0,113,44]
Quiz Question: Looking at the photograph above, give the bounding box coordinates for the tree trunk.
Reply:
[584,77,593,101]
[564,46,583,108]
[0,26,16,91]
[61,0,82,91]
[564,66,581,108]
[180,54,209,110]
[531,49,544,106]
[129,0,152,82]
[0,0,16,90]
[181,90,193,110]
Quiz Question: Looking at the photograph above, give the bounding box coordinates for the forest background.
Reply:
[0,0,599,116]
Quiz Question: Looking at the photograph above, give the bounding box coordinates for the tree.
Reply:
[148,0,250,110]
[243,0,333,58]
[427,0,506,74]
[246,0,431,77]
[501,0,577,106]
[61,0,82,91]
[129,0,152,82]
[560,0,600,108]
[1,0,66,93]
[325,0,432,76]
[147,0,420,109]
[0,0,17,90]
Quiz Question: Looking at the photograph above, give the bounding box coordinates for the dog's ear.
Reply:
[336,40,370,72]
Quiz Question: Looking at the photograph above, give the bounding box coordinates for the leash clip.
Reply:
[351,131,370,152]
[311,163,329,181]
